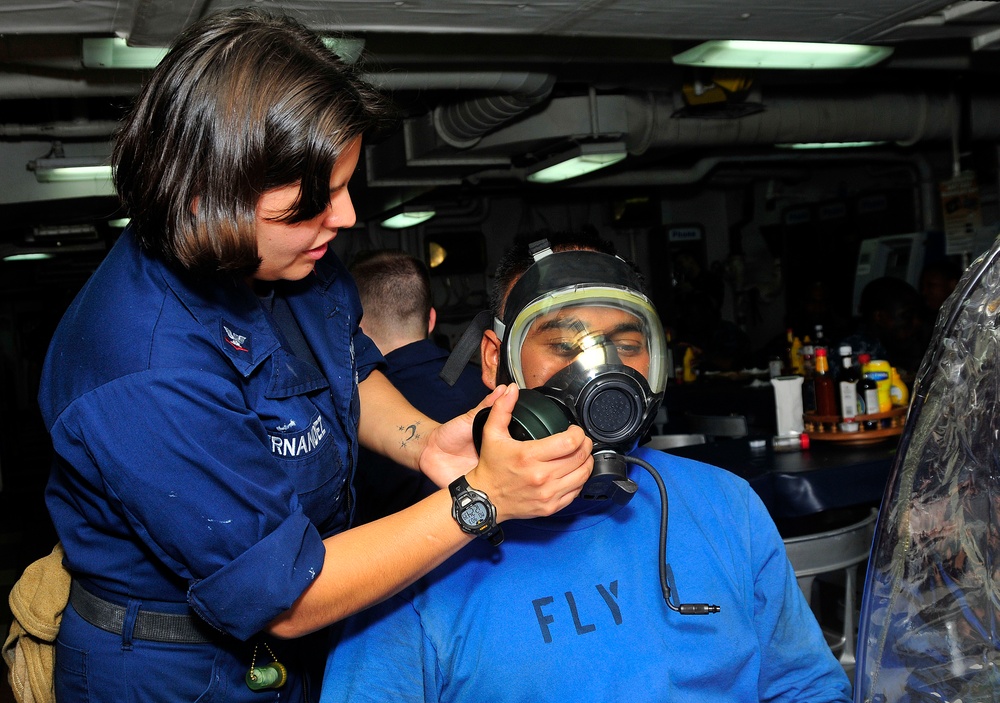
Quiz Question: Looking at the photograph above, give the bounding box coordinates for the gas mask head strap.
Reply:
[494,239,554,342]
[496,242,645,385]
[439,240,554,387]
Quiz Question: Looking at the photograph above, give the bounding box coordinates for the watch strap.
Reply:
[449,476,504,546]
[449,475,472,498]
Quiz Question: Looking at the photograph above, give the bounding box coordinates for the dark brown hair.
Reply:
[113,8,396,275]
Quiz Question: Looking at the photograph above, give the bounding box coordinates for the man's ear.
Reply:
[480,329,501,390]
[427,307,437,336]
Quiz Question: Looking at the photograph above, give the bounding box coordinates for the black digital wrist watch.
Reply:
[449,476,504,546]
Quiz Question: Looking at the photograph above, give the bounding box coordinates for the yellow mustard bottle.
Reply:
[865,359,892,412]
[889,367,909,406]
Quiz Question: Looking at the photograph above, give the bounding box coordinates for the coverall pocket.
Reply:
[190,650,225,703]
[54,638,90,702]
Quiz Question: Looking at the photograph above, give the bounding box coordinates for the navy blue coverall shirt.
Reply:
[38,229,384,702]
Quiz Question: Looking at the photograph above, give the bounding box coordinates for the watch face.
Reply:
[460,501,488,527]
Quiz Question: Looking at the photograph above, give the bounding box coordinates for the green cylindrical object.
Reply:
[246,662,287,691]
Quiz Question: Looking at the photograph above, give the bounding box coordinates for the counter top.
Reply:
[661,436,895,526]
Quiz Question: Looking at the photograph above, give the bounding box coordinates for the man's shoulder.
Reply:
[632,446,749,490]
[385,338,447,366]
[385,340,488,420]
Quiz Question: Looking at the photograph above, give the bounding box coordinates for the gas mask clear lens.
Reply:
[504,287,667,399]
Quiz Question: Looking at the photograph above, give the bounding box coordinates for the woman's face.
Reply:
[252,136,362,282]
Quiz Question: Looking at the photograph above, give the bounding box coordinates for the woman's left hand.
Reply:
[417,385,506,487]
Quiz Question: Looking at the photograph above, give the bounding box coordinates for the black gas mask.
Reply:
[465,243,667,505]
[473,327,661,505]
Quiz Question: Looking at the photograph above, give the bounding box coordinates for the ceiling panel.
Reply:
[0,0,968,43]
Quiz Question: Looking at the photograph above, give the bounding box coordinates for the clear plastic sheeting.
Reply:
[855,235,1000,703]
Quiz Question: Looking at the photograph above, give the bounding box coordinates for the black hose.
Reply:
[624,454,721,615]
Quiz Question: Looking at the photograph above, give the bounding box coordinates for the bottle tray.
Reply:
[803,406,908,444]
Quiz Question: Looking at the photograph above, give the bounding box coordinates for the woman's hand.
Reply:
[416,384,506,487]
[459,384,593,522]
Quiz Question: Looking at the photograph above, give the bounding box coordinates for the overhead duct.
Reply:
[467,89,1000,152]
[369,88,1000,185]
[487,90,1000,153]
[431,72,556,149]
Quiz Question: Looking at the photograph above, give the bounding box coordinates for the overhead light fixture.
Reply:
[82,37,168,69]
[380,206,436,230]
[526,143,628,184]
[28,143,113,184]
[28,156,113,183]
[776,141,886,149]
[672,40,893,70]
[3,252,54,263]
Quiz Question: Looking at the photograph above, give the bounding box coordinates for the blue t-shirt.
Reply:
[322,446,852,702]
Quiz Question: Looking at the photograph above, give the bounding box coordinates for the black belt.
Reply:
[70,581,215,644]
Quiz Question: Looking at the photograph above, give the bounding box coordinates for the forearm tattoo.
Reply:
[397,421,424,449]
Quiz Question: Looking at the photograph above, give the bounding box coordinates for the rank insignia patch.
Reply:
[222,321,251,353]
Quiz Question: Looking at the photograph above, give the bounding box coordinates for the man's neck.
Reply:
[368,333,425,356]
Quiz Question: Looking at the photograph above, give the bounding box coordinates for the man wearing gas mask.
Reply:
[320,234,852,703]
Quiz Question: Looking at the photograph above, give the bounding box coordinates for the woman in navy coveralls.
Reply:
[37,9,593,702]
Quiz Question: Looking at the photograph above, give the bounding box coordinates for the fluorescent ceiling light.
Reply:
[673,40,893,70]
[108,218,131,229]
[29,157,113,183]
[82,37,168,69]
[777,141,886,149]
[3,253,54,262]
[81,36,361,70]
[526,143,628,184]
[381,208,436,230]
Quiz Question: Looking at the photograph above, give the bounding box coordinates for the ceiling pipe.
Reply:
[0,120,121,139]
[0,67,554,100]
[619,91,1000,151]
[0,72,146,100]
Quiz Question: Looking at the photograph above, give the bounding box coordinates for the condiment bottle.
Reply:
[857,353,880,430]
[800,337,816,413]
[813,347,837,416]
[790,336,804,376]
[682,347,698,383]
[837,345,860,431]
[866,358,892,412]
[889,367,910,406]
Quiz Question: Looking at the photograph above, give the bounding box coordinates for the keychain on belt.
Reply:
[246,642,287,691]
